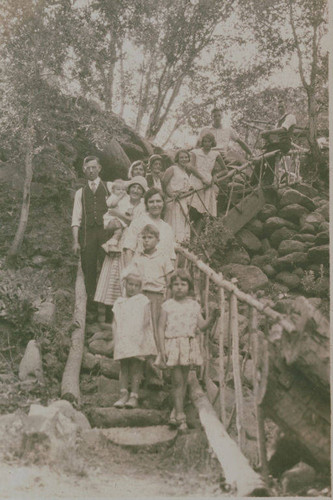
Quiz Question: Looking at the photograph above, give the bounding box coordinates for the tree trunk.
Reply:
[7,116,34,260]
[61,260,86,404]
[306,88,322,172]
[188,372,268,497]
[119,44,126,117]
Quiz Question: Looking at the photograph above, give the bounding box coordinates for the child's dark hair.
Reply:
[141,224,160,239]
[169,269,194,293]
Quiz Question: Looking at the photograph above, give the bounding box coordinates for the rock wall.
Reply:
[224,184,329,296]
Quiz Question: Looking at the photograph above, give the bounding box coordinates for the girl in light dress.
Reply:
[94,176,147,323]
[157,269,219,431]
[113,266,157,409]
[163,149,191,243]
[188,133,226,232]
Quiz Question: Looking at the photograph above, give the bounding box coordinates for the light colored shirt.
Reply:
[198,125,240,150]
[71,177,113,227]
[132,249,174,293]
[276,113,296,131]
[123,213,176,260]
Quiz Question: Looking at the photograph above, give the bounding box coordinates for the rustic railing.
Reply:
[175,245,297,496]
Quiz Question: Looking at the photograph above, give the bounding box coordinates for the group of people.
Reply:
[71,102,296,430]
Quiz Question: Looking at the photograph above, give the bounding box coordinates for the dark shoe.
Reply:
[105,305,113,324]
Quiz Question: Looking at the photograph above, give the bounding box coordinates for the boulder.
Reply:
[97,376,119,395]
[279,188,316,211]
[318,221,329,232]
[87,407,168,428]
[275,272,300,290]
[294,183,318,199]
[264,217,296,235]
[314,202,329,221]
[258,204,277,222]
[221,264,269,293]
[278,240,307,256]
[275,252,308,271]
[294,267,305,278]
[307,245,329,264]
[281,462,316,494]
[314,231,329,245]
[82,350,100,371]
[278,204,309,224]
[100,425,177,450]
[261,238,271,252]
[246,219,263,238]
[88,339,114,357]
[292,233,316,243]
[99,357,120,379]
[237,229,262,254]
[270,228,297,248]
[299,223,316,234]
[88,330,112,344]
[300,212,326,229]
[251,249,278,267]
[223,246,250,265]
[19,340,45,384]
[262,264,276,278]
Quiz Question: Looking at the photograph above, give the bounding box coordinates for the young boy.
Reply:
[102,179,130,253]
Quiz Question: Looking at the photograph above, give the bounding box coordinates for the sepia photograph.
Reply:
[0,0,330,498]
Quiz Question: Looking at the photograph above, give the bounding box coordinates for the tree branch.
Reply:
[288,0,309,90]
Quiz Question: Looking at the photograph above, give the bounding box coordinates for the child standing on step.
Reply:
[157,269,219,430]
[112,266,157,409]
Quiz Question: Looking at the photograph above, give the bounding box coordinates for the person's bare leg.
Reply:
[171,366,185,417]
[126,358,144,408]
[114,359,130,408]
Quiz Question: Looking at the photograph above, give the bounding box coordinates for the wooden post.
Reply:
[203,274,210,385]
[188,371,268,497]
[61,260,86,403]
[249,307,269,484]
[230,291,245,450]
[218,274,226,425]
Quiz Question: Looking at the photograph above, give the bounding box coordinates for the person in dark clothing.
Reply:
[251,101,296,186]
[72,156,112,321]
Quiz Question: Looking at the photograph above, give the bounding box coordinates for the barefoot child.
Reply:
[112,266,157,409]
[157,269,219,430]
[102,179,130,253]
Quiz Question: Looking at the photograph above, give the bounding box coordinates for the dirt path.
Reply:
[0,433,223,499]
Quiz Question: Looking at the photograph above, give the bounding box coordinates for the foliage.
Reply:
[188,216,239,271]
[300,265,329,298]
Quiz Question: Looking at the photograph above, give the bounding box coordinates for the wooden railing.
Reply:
[175,245,297,496]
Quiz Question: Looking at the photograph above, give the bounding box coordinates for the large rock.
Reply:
[258,204,277,222]
[251,249,278,267]
[300,212,326,229]
[281,462,316,494]
[262,264,276,278]
[264,217,296,235]
[87,407,168,428]
[299,223,316,234]
[294,183,318,199]
[237,229,262,254]
[278,240,307,256]
[246,219,263,238]
[314,202,329,221]
[275,272,300,290]
[88,339,114,357]
[270,228,297,248]
[223,246,250,265]
[82,350,100,371]
[101,425,177,450]
[221,264,269,293]
[275,252,308,271]
[314,231,329,245]
[261,238,271,252]
[318,221,329,232]
[279,188,316,211]
[278,204,309,224]
[19,340,45,384]
[292,233,316,243]
[307,245,329,264]
[99,357,120,379]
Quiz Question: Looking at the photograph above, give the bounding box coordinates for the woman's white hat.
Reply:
[127,175,148,192]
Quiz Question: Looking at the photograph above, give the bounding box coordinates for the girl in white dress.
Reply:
[156,269,219,430]
[163,149,191,243]
[113,266,157,409]
[189,133,226,231]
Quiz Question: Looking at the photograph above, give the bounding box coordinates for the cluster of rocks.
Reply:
[222,185,329,295]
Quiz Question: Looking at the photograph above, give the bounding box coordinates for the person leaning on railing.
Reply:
[250,100,296,186]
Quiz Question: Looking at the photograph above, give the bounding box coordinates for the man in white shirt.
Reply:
[72,156,112,319]
[251,101,297,185]
[198,107,252,162]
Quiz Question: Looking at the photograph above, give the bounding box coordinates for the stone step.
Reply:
[87,407,168,428]
[100,425,177,450]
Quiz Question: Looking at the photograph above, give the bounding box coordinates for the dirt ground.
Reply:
[0,434,223,499]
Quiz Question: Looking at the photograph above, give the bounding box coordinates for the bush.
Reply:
[300,265,329,298]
